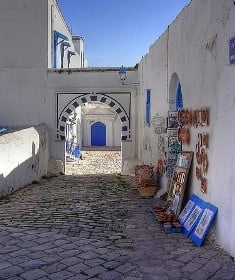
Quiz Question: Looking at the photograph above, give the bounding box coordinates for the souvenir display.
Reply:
[166,155,178,181]
[151,113,165,134]
[190,203,218,246]
[167,111,178,129]
[157,159,164,177]
[178,194,199,224]
[135,165,155,187]
[168,151,194,216]
[192,109,199,128]
[178,109,186,126]
[195,131,209,193]
[200,107,209,126]
[196,166,202,180]
[168,137,181,154]
[158,134,166,155]
[185,109,192,125]
[178,125,190,145]
[202,132,209,148]
[176,154,189,168]
[167,128,178,137]
[183,199,206,237]
[200,177,207,193]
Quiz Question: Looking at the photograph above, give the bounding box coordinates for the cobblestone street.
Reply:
[0,150,234,279]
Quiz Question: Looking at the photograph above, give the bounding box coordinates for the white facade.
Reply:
[81,103,121,147]
[0,125,48,198]
[136,0,235,257]
[48,0,87,68]
[0,0,234,257]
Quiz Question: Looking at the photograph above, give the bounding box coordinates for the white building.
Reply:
[81,103,121,147]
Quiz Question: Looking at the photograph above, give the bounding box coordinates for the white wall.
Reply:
[48,0,85,68]
[81,104,121,147]
[137,0,235,257]
[0,0,48,69]
[0,125,48,198]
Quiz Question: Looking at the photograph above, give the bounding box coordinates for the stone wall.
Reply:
[0,125,48,198]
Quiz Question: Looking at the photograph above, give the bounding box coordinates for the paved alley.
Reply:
[0,150,234,279]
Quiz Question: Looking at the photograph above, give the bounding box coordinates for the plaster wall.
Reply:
[48,0,82,68]
[82,117,121,147]
[0,125,48,198]
[137,0,235,256]
[0,0,48,69]
[46,69,138,170]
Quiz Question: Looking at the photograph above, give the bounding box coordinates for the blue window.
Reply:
[176,82,183,110]
[146,89,151,126]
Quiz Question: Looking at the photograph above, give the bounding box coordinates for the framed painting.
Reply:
[182,199,206,237]
[178,194,199,224]
[167,111,178,129]
[190,203,218,246]
[167,151,194,216]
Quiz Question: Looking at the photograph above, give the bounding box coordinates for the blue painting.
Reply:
[229,37,235,65]
[190,203,218,246]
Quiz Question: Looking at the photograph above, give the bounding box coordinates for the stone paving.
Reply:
[0,150,234,279]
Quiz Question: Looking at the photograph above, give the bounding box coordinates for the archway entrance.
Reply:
[54,91,135,173]
[169,73,183,111]
[91,122,106,146]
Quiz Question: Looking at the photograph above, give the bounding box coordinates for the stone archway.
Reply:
[57,93,130,142]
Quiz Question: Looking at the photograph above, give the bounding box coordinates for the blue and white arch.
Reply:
[57,93,130,141]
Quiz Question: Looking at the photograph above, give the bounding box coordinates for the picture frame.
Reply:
[167,111,178,129]
[167,128,178,137]
[190,203,218,246]
[178,194,199,224]
[167,152,194,215]
[182,199,206,237]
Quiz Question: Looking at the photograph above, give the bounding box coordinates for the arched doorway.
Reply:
[169,73,183,111]
[91,122,106,146]
[57,93,130,141]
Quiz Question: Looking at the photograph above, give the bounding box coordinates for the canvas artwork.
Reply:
[167,111,178,128]
[151,113,166,134]
[190,203,218,246]
[172,194,180,215]
[183,199,206,237]
[178,194,199,224]
[168,137,181,154]
[176,154,189,169]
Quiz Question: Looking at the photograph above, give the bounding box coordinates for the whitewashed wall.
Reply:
[137,0,235,257]
[47,69,138,169]
[48,0,84,68]
[0,125,48,198]
[82,118,121,147]
[81,104,121,147]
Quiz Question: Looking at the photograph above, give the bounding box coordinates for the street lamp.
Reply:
[118,65,126,85]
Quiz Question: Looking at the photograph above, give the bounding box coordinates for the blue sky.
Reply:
[57,0,191,67]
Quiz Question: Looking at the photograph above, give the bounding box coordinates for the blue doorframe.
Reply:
[91,122,106,146]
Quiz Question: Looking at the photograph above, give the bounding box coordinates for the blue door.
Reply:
[91,122,106,146]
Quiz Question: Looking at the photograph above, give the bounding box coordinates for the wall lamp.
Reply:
[118,65,126,85]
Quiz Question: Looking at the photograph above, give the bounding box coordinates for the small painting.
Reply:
[178,194,199,224]
[167,111,178,128]
[190,203,218,246]
[183,199,206,237]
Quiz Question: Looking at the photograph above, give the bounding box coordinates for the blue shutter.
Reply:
[146,89,151,125]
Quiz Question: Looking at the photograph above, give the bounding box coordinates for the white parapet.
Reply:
[0,125,48,198]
